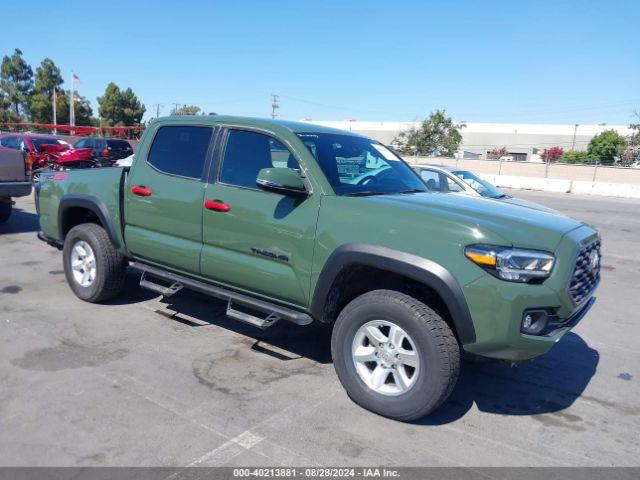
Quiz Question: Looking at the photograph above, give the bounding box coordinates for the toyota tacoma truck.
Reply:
[35,116,600,420]
[0,146,32,223]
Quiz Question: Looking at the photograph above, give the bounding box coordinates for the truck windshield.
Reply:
[296,133,427,196]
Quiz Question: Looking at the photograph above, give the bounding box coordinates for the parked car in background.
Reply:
[412,164,559,214]
[74,137,134,166]
[0,146,32,223]
[0,133,70,172]
[0,133,96,178]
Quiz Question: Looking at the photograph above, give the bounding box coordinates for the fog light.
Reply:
[521,310,549,335]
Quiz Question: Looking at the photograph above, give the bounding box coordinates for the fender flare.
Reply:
[58,194,121,249]
[310,244,476,344]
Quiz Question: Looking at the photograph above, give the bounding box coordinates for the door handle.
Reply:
[204,200,231,212]
[131,185,152,196]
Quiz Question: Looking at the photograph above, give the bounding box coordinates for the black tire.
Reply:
[63,223,126,303]
[331,289,460,421]
[0,199,11,224]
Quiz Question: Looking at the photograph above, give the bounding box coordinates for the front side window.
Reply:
[220,130,299,189]
[147,126,212,178]
[297,133,426,196]
[419,170,441,191]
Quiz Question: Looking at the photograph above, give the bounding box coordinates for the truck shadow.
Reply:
[0,207,40,234]
[111,271,333,363]
[416,332,599,425]
[113,272,598,420]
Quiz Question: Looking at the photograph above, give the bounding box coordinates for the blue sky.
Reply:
[1,0,638,124]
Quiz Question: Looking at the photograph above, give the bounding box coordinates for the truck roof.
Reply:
[155,115,365,138]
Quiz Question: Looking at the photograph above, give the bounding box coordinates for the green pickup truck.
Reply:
[36,116,600,420]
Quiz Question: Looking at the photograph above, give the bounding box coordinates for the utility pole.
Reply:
[153,103,164,118]
[171,103,180,115]
[271,94,279,119]
[571,123,579,151]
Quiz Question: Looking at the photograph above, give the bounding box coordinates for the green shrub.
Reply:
[587,130,627,165]
[558,151,595,164]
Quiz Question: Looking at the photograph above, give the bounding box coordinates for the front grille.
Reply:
[568,239,601,305]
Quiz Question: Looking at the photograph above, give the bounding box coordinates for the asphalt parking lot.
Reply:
[0,189,638,467]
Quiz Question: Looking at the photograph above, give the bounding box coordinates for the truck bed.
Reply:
[37,167,126,248]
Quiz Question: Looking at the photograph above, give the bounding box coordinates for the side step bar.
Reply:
[226,299,280,330]
[130,261,313,326]
[139,271,183,297]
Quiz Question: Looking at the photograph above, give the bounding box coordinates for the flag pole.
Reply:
[52,88,57,135]
[70,71,75,133]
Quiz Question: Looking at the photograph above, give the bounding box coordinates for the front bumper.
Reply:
[0,181,32,198]
[461,226,599,361]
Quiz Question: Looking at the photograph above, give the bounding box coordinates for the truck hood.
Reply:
[374,192,583,251]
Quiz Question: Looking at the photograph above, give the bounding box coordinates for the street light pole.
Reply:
[571,124,579,151]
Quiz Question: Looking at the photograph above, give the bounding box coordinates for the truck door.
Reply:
[200,128,320,308]
[124,124,214,274]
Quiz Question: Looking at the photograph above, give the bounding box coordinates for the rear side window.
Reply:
[147,126,212,179]
[2,136,19,149]
[108,139,132,150]
[219,130,299,189]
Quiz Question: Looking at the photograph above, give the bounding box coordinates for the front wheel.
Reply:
[331,289,460,421]
[63,223,126,302]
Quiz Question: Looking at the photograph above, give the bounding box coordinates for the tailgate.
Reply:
[0,149,27,182]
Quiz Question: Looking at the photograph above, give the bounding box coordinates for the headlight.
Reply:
[464,244,555,283]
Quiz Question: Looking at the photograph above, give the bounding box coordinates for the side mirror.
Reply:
[256,167,307,196]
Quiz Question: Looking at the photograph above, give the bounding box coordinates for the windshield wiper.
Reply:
[398,189,425,194]
[345,190,389,197]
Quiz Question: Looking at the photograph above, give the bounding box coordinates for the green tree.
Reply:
[170,104,201,115]
[29,58,64,123]
[120,87,145,125]
[97,82,145,125]
[622,114,640,165]
[0,91,11,123]
[97,82,122,125]
[56,90,94,126]
[586,129,627,165]
[558,150,594,164]
[0,48,33,121]
[392,109,463,157]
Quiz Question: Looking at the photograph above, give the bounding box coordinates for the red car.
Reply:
[0,133,97,174]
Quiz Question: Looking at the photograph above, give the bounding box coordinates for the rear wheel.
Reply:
[0,198,12,224]
[331,289,460,421]
[63,223,126,302]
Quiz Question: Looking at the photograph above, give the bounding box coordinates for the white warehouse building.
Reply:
[300,120,632,162]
